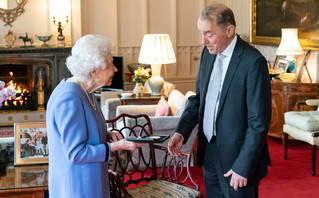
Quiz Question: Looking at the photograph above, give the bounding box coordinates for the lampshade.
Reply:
[138,34,176,96]
[138,34,176,64]
[276,28,303,56]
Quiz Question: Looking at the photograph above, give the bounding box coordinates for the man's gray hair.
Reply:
[200,3,236,29]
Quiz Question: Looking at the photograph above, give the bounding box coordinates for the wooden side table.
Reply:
[118,93,164,105]
[269,80,319,138]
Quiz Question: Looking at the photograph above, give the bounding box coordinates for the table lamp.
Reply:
[276,28,303,71]
[138,34,176,95]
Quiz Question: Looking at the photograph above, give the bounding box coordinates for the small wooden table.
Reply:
[118,93,164,105]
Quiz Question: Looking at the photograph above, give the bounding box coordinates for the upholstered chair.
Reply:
[107,113,203,198]
[116,89,198,167]
[283,99,319,176]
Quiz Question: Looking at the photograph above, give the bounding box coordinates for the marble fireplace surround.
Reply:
[0,47,71,126]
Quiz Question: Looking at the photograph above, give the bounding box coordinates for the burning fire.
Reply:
[4,80,29,107]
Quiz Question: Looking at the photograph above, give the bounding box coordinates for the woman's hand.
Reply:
[107,131,123,143]
[110,139,146,152]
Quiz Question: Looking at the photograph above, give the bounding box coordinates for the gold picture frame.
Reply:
[14,122,48,166]
[250,0,319,50]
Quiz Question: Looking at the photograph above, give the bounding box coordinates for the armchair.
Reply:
[116,90,198,166]
[283,99,319,176]
[106,113,203,198]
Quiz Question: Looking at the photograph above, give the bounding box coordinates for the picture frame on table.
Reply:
[273,55,287,70]
[276,59,289,72]
[14,122,48,166]
[15,165,48,187]
[250,0,319,50]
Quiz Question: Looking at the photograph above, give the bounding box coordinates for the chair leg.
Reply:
[311,145,316,176]
[282,133,288,160]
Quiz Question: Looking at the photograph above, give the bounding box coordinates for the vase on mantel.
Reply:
[135,82,144,97]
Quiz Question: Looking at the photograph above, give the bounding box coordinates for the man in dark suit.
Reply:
[168,3,271,198]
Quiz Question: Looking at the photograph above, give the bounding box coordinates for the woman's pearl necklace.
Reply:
[78,81,96,111]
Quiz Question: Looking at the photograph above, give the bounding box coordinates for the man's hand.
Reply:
[107,131,123,143]
[168,133,184,157]
[224,169,248,191]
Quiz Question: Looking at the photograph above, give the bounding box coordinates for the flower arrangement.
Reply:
[132,67,151,83]
[0,80,16,108]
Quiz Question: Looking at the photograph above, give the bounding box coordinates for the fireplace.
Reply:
[1,61,50,111]
[0,47,71,125]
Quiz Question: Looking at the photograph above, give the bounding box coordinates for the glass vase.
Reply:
[135,82,144,97]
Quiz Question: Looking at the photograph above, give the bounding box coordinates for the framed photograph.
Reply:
[14,122,48,166]
[273,55,286,69]
[276,59,289,72]
[15,165,48,188]
[251,0,319,50]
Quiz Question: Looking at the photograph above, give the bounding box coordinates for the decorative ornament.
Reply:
[35,34,53,47]
[4,30,16,48]
[19,33,34,48]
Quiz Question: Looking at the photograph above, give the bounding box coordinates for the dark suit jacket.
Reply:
[176,35,272,181]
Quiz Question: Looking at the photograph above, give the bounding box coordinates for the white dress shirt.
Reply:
[203,36,237,140]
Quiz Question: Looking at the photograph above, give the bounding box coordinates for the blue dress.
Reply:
[46,79,110,198]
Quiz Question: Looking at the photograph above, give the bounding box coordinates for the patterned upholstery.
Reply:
[127,180,201,198]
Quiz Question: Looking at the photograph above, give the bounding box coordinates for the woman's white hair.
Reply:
[66,34,112,80]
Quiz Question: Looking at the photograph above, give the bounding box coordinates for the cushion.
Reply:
[284,111,319,131]
[162,81,176,97]
[283,124,319,145]
[155,97,172,117]
[127,180,201,198]
[168,90,187,116]
[185,91,196,98]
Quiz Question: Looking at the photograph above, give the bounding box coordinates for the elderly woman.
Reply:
[46,35,144,198]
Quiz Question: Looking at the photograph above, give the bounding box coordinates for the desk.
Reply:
[0,160,48,198]
[118,94,163,105]
[269,80,319,138]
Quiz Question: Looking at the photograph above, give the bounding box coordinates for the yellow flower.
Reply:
[133,67,152,83]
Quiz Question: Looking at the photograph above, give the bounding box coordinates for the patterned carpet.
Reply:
[0,126,14,137]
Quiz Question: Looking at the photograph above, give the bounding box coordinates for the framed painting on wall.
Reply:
[14,122,48,166]
[250,0,319,50]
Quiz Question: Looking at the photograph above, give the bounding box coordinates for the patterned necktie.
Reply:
[203,54,226,142]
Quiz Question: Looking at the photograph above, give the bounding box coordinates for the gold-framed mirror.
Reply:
[0,0,28,27]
